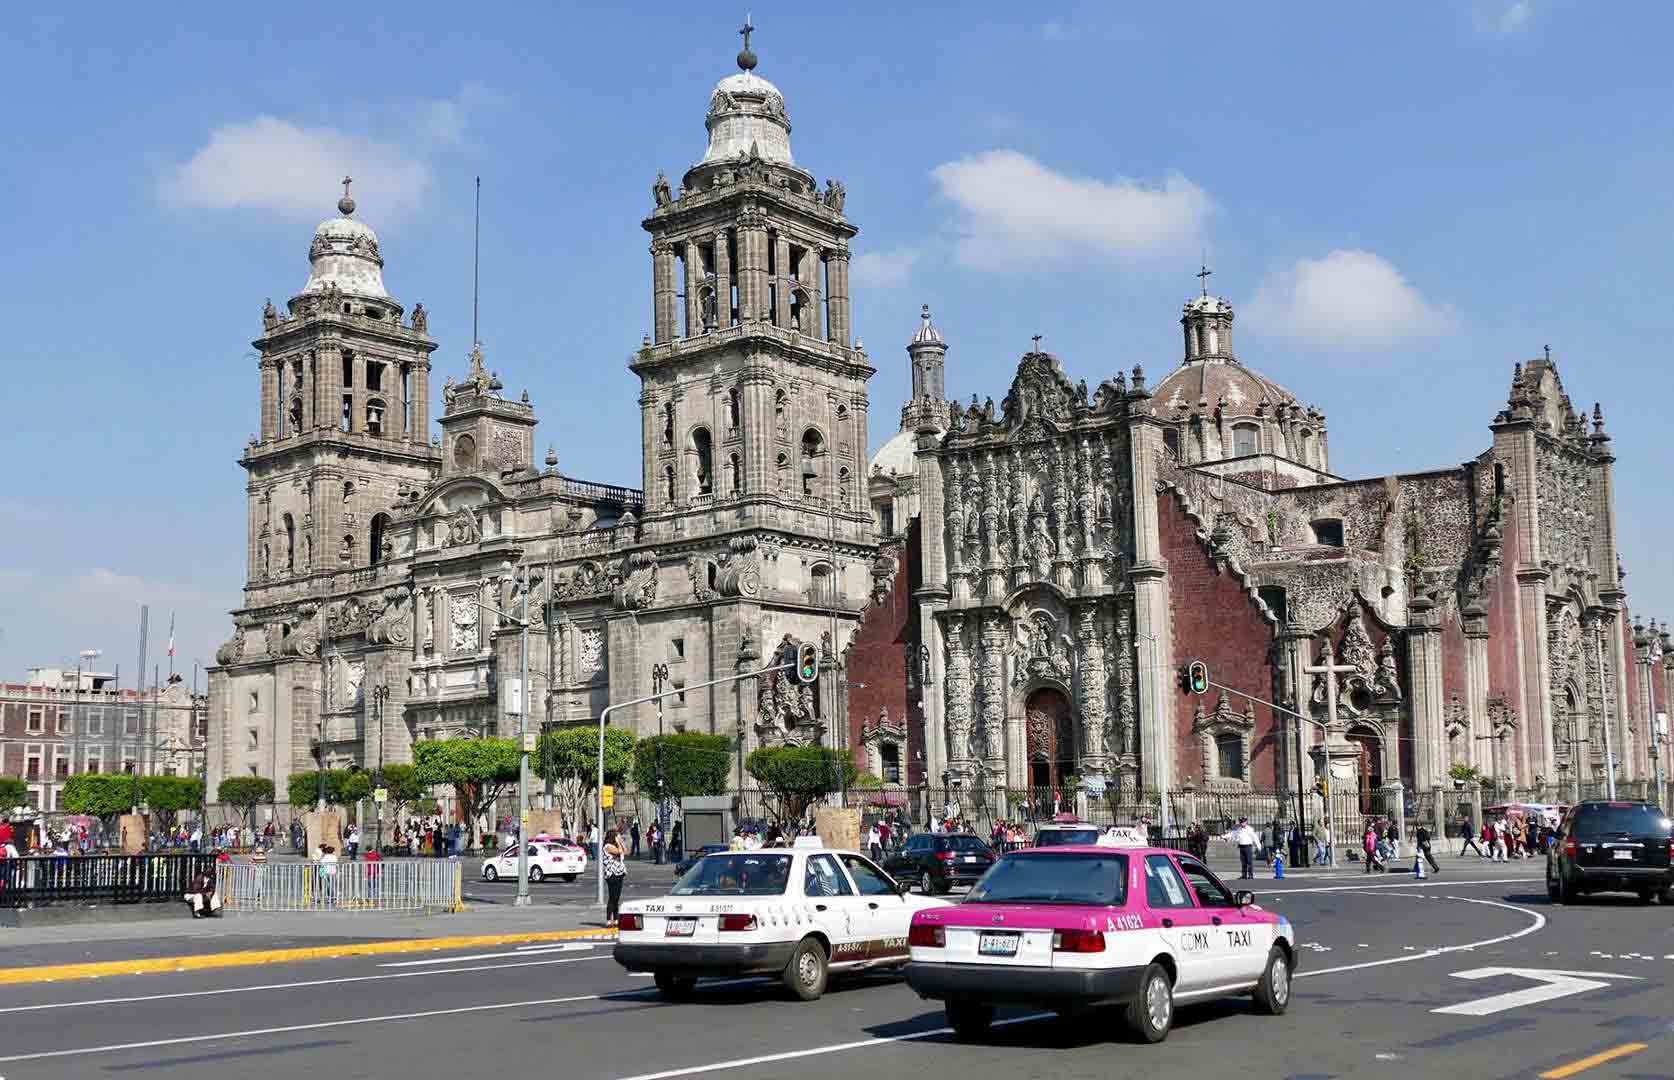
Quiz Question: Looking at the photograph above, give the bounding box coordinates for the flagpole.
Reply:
[167,612,176,681]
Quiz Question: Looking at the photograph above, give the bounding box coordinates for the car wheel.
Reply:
[483,864,499,882]
[654,971,696,1000]
[1253,946,1291,1015]
[561,874,577,883]
[945,1001,994,1040]
[1555,870,1579,905]
[1636,888,1655,905]
[1124,963,1174,1043]
[529,866,544,883]
[782,937,829,1001]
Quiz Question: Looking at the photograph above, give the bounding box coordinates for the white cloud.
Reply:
[1243,249,1455,350]
[1474,0,1534,34]
[160,85,496,221]
[852,246,924,290]
[930,150,1211,269]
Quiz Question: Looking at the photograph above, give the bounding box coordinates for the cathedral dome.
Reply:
[870,428,920,479]
[301,188,391,300]
[701,70,795,166]
[1149,359,1298,417]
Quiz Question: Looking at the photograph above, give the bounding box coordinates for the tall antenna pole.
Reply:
[473,176,481,346]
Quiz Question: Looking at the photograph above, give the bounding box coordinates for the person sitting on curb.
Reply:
[185,868,221,918]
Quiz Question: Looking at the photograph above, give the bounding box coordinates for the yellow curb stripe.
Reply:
[0,926,617,986]
[1539,1042,1648,1079]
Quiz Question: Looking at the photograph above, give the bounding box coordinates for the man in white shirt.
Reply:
[1228,817,1260,880]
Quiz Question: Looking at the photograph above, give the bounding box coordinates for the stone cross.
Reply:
[739,14,753,51]
[342,175,353,200]
[1196,261,1212,296]
[1304,637,1358,730]
[1031,334,1043,352]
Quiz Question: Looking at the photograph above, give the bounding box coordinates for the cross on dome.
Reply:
[1196,261,1212,297]
[737,13,758,71]
[338,175,356,216]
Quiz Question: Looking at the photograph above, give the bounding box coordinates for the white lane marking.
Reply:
[380,944,595,967]
[1432,967,1642,1016]
[1297,894,1545,980]
[1266,877,1538,896]
[0,993,620,1064]
[0,955,610,1015]
[614,1012,1056,1080]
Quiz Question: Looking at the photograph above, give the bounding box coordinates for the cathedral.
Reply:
[208,30,1672,823]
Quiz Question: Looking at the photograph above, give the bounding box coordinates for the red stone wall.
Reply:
[844,518,923,785]
[1158,494,1281,787]
[1481,508,1525,774]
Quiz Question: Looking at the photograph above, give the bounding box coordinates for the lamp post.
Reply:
[371,684,390,854]
[651,663,670,833]
[476,569,532,908]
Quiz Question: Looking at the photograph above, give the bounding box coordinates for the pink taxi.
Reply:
[904,837,1296,1042]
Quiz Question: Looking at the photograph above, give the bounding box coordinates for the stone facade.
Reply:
[208,43,881,810]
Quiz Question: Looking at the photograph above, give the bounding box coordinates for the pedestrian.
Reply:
[603,829,628,925]
[867,821,882,862]
[184,867,221,918]
[1386,819,1400,861]
[670,820,683,862]
[346,824,359,859]
[1458,815,1484,858]
[1363,823,1380,873]
[630,817,641,859]
[1416,823,1440,873]
[1491,818,1508,862]
[1229,817,1258,880]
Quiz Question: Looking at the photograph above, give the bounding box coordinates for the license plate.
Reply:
[963,856,977,863]
[978,932,1019,957]
[1613,849,1634,861]
[665,918,697,937]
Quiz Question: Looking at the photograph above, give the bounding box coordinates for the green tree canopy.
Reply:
[217,776,275,829]
[0,775,26,811]
[631,733,732,802]
[62,774,135,824]
[140,775,205,830]
[413,738,520,846]
[375,763,429,821]
[286,769,374,809]
[745,746,860,826]
[536,726,635,832]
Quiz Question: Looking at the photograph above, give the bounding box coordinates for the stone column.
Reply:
[350,353,366,433]
[979,614,1007,780]
[772,234,791,329]
[1406,595,1445,790]
[318,346,341,432]
[683,240,701,339]
[1125,371,1174,791]
[712,230,733,328]
[825,243,852,347]
[651,240,678,343]
[1275,622,1314,796]
[944,614,973,781]
[1462,599,1490,772]
[1603,607,1634,781]
[798,247,822,339]
[259,359,278,443]
[1075,603,1109,781]
[411,362,430,442]
[921,608,947,794]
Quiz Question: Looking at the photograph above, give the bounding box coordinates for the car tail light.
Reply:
[1564,837,1578,858]
[1052,929,1106,953]
[908,923,945,948]
[935,850,955,862]
[617,913,642,932]
[718,913,758,932]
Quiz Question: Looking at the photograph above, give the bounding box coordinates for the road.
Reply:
[3,861,1672,1079]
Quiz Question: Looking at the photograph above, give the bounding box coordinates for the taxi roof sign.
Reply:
[1096,827,1148,848]
[792,835,824,849]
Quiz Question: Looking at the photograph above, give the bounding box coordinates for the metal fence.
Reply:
[1,853,216,908]
[217,858,463,913]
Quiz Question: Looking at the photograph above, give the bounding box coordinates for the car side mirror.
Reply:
[897,880,912,896]
[1235,890,1255,907]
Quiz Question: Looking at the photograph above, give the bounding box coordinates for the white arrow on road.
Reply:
[1432,967,1642,1016]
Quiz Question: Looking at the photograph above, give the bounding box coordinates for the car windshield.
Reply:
[941,836,990,854]
[1572,804,1671,836]
[1035,827,1100,847]
[670,853,793,896]
[966,852,1129,906]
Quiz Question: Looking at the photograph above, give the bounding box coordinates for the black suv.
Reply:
[1546,800,1673,904]
[883,833,996,894]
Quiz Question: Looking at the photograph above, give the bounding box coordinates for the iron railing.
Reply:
[1,853,216,908]
[218,857,463,913]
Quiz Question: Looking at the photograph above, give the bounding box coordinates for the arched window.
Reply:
[1494,462,1506,496]
[365,398,386,438]
[1163,428,1180,459]
[836,402,849,425]
[790,287,807,331]
[661,402,675,448]
[662,465,675,504]
[800,428,824,496]
[369,512,391,565]
[810,563,835,607]
[692,427,714,495]
[277,364,289,436]
[726,388,741,430]
[837,465,851,506]
[288,397,303,434]
[1232,422,1259,457]
[303,533,313,571]
[282,513,296,572]
[727,452,741,495]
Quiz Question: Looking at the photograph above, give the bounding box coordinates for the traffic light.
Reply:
[795,641,820,685]
[1187,660,1209,695]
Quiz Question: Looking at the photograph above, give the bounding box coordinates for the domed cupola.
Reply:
[699,17,798,170]
[300,178,393,303]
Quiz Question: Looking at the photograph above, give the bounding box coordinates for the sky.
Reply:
[2,1,1671,686]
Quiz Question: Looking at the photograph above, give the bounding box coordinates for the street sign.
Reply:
[1432,967,1642,1016]
[522,732,537,753]
[601,785,615,809]
[373,787,388,803]
[505,678,523,715]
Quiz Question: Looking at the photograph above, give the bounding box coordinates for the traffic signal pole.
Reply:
[1201,676,1332,850]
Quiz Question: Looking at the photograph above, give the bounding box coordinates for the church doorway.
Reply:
[1347,726,1383,815]
[1025,688,1076,792]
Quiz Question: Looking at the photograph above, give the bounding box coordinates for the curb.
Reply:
[0,926,619,986]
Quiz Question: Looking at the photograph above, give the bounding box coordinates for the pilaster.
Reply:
[1406,595,1446,790]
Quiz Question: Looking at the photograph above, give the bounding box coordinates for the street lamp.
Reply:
[476,567,533,909]
[651,663,670,833]
[371,684,390,854]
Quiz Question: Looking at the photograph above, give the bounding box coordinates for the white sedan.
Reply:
[613,844,951,1001]
[481,841,587,883]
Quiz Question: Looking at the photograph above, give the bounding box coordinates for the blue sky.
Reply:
[2,2,1671,684]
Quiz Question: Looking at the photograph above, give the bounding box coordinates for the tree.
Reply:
[630,733,732,806]
[217,776,276,831]
[376,763,428,824]
[139,775,205,831]
[0,775,26,811]
[537,726,635,833]
[286,769,373,809]
[745,746,860,826]
[62,774,134,833]
[413,738,520,848]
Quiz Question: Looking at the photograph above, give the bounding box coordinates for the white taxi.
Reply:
[481,841,587,883]
[613,841,952,1001]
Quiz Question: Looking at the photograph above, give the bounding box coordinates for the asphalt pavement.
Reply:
[2,854,1672,1079]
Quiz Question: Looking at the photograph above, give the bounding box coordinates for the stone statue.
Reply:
[822,178,846,211]
[441,375,457,406]
[411,302,427,333]
[262,298,278,329]
[652,170,672,208]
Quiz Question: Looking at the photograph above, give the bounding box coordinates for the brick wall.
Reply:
[845,519,922,784]
[1158,494,1281,787]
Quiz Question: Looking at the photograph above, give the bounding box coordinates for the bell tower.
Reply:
[242,181,441,597]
